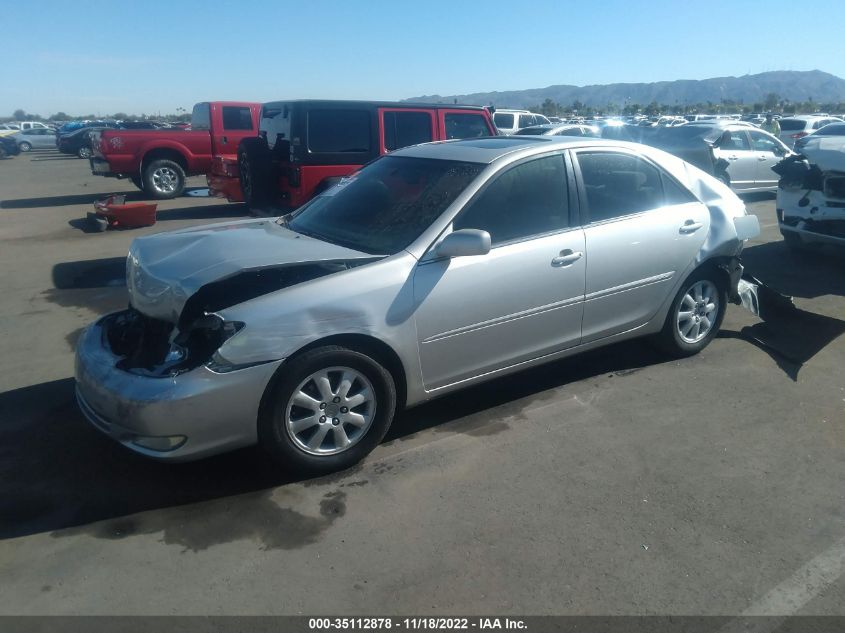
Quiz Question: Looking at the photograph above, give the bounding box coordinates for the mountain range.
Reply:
[404,70,845,108]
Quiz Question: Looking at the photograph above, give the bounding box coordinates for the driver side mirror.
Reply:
[434,229,492,259]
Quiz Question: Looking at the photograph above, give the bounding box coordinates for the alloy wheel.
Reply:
[676,280,719,344]
[285,366,376,456]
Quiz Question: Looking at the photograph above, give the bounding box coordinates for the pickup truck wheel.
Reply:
[19,141,31,152]
[238,138,272,208]
[143,159,185,199]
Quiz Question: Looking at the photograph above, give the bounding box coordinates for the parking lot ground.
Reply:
[0,151,843,616]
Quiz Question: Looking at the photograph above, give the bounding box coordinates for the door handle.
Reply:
[222,136,228,144]
[679,220,704,234]
[551,250,583,267]
[727,155,738,160]
[757,155,768,160]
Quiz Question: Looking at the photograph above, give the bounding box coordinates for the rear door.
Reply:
[748,130,787,189]
[715,129,756,190]
[572,149,709,343]
[378,108,435,154]
[437,109,496,140]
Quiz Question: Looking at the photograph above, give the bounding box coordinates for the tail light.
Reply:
[790,132,808,139]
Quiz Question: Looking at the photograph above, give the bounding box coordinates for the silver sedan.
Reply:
[75,137,759,474]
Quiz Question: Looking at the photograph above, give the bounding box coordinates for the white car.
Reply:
[493,109,551,134]
[778,115,843,148]
[777,136,845,249]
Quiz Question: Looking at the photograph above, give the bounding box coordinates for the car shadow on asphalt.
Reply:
[718,237,845,380]
[741,239,845,300]
[0,338,666,541]
[1,187,210,209]
[66,203,249,233]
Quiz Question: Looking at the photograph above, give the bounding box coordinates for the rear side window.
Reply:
[493,113,514,129]
[576,152,667,222]
[454,155,569,245]
[222,106,253,131]
[445,113,491,139]
[191,103,211,130]
[308,110,371,153]
[383,111,433,151]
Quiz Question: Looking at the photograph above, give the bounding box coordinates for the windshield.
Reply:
[286,156,484,254]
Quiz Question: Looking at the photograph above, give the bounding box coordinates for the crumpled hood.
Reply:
[127,218,374,323]
[799,136,845,172]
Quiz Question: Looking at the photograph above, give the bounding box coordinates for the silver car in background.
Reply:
[75,137,759,475]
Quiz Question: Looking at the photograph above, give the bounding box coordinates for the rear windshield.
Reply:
[494,113,515,128]
[779,119,807,131]
[287,156,484,254]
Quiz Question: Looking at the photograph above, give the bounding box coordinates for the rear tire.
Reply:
[238,137,273,208]
[654,268,727,358]
[142,159,185,199]
[77,146,92,159]
[258,346,397,476]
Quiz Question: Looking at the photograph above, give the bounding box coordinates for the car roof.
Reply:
[392,136,642,164]
[262,99,488,112]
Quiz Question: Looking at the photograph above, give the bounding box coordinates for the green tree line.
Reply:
[525,93,845,117]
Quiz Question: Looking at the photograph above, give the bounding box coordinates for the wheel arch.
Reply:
[141,147,188,173]
[258,333,409,429]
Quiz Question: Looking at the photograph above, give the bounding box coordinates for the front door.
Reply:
[413,153,585,390]
[748,129,786,189]
[715,129,756,190]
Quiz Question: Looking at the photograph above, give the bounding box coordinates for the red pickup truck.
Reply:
[90,101,260,199]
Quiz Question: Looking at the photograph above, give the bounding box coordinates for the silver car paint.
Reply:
[78,137,758,460]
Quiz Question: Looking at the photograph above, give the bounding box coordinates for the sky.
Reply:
[2,0,843,117]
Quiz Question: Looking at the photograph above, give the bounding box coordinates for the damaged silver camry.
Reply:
[75,137,760,474]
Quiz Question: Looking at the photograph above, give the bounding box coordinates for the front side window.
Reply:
[444,113,491,140]
[453,155,569,245]
[308,109,371,153]
[576,152,667,222]
[287,156,483,254]
[720,131,751,151]
[221,106,253,131]
[384,111,433,151]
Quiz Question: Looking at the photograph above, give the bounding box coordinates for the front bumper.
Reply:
[780,220,845,247]
[74,318,283,461]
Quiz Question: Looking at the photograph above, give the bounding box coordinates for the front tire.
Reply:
[77,146,92,159]
[142,159,185,199]
[655,268,727,358]
[19,141,31,152]
[258,346,397,476]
